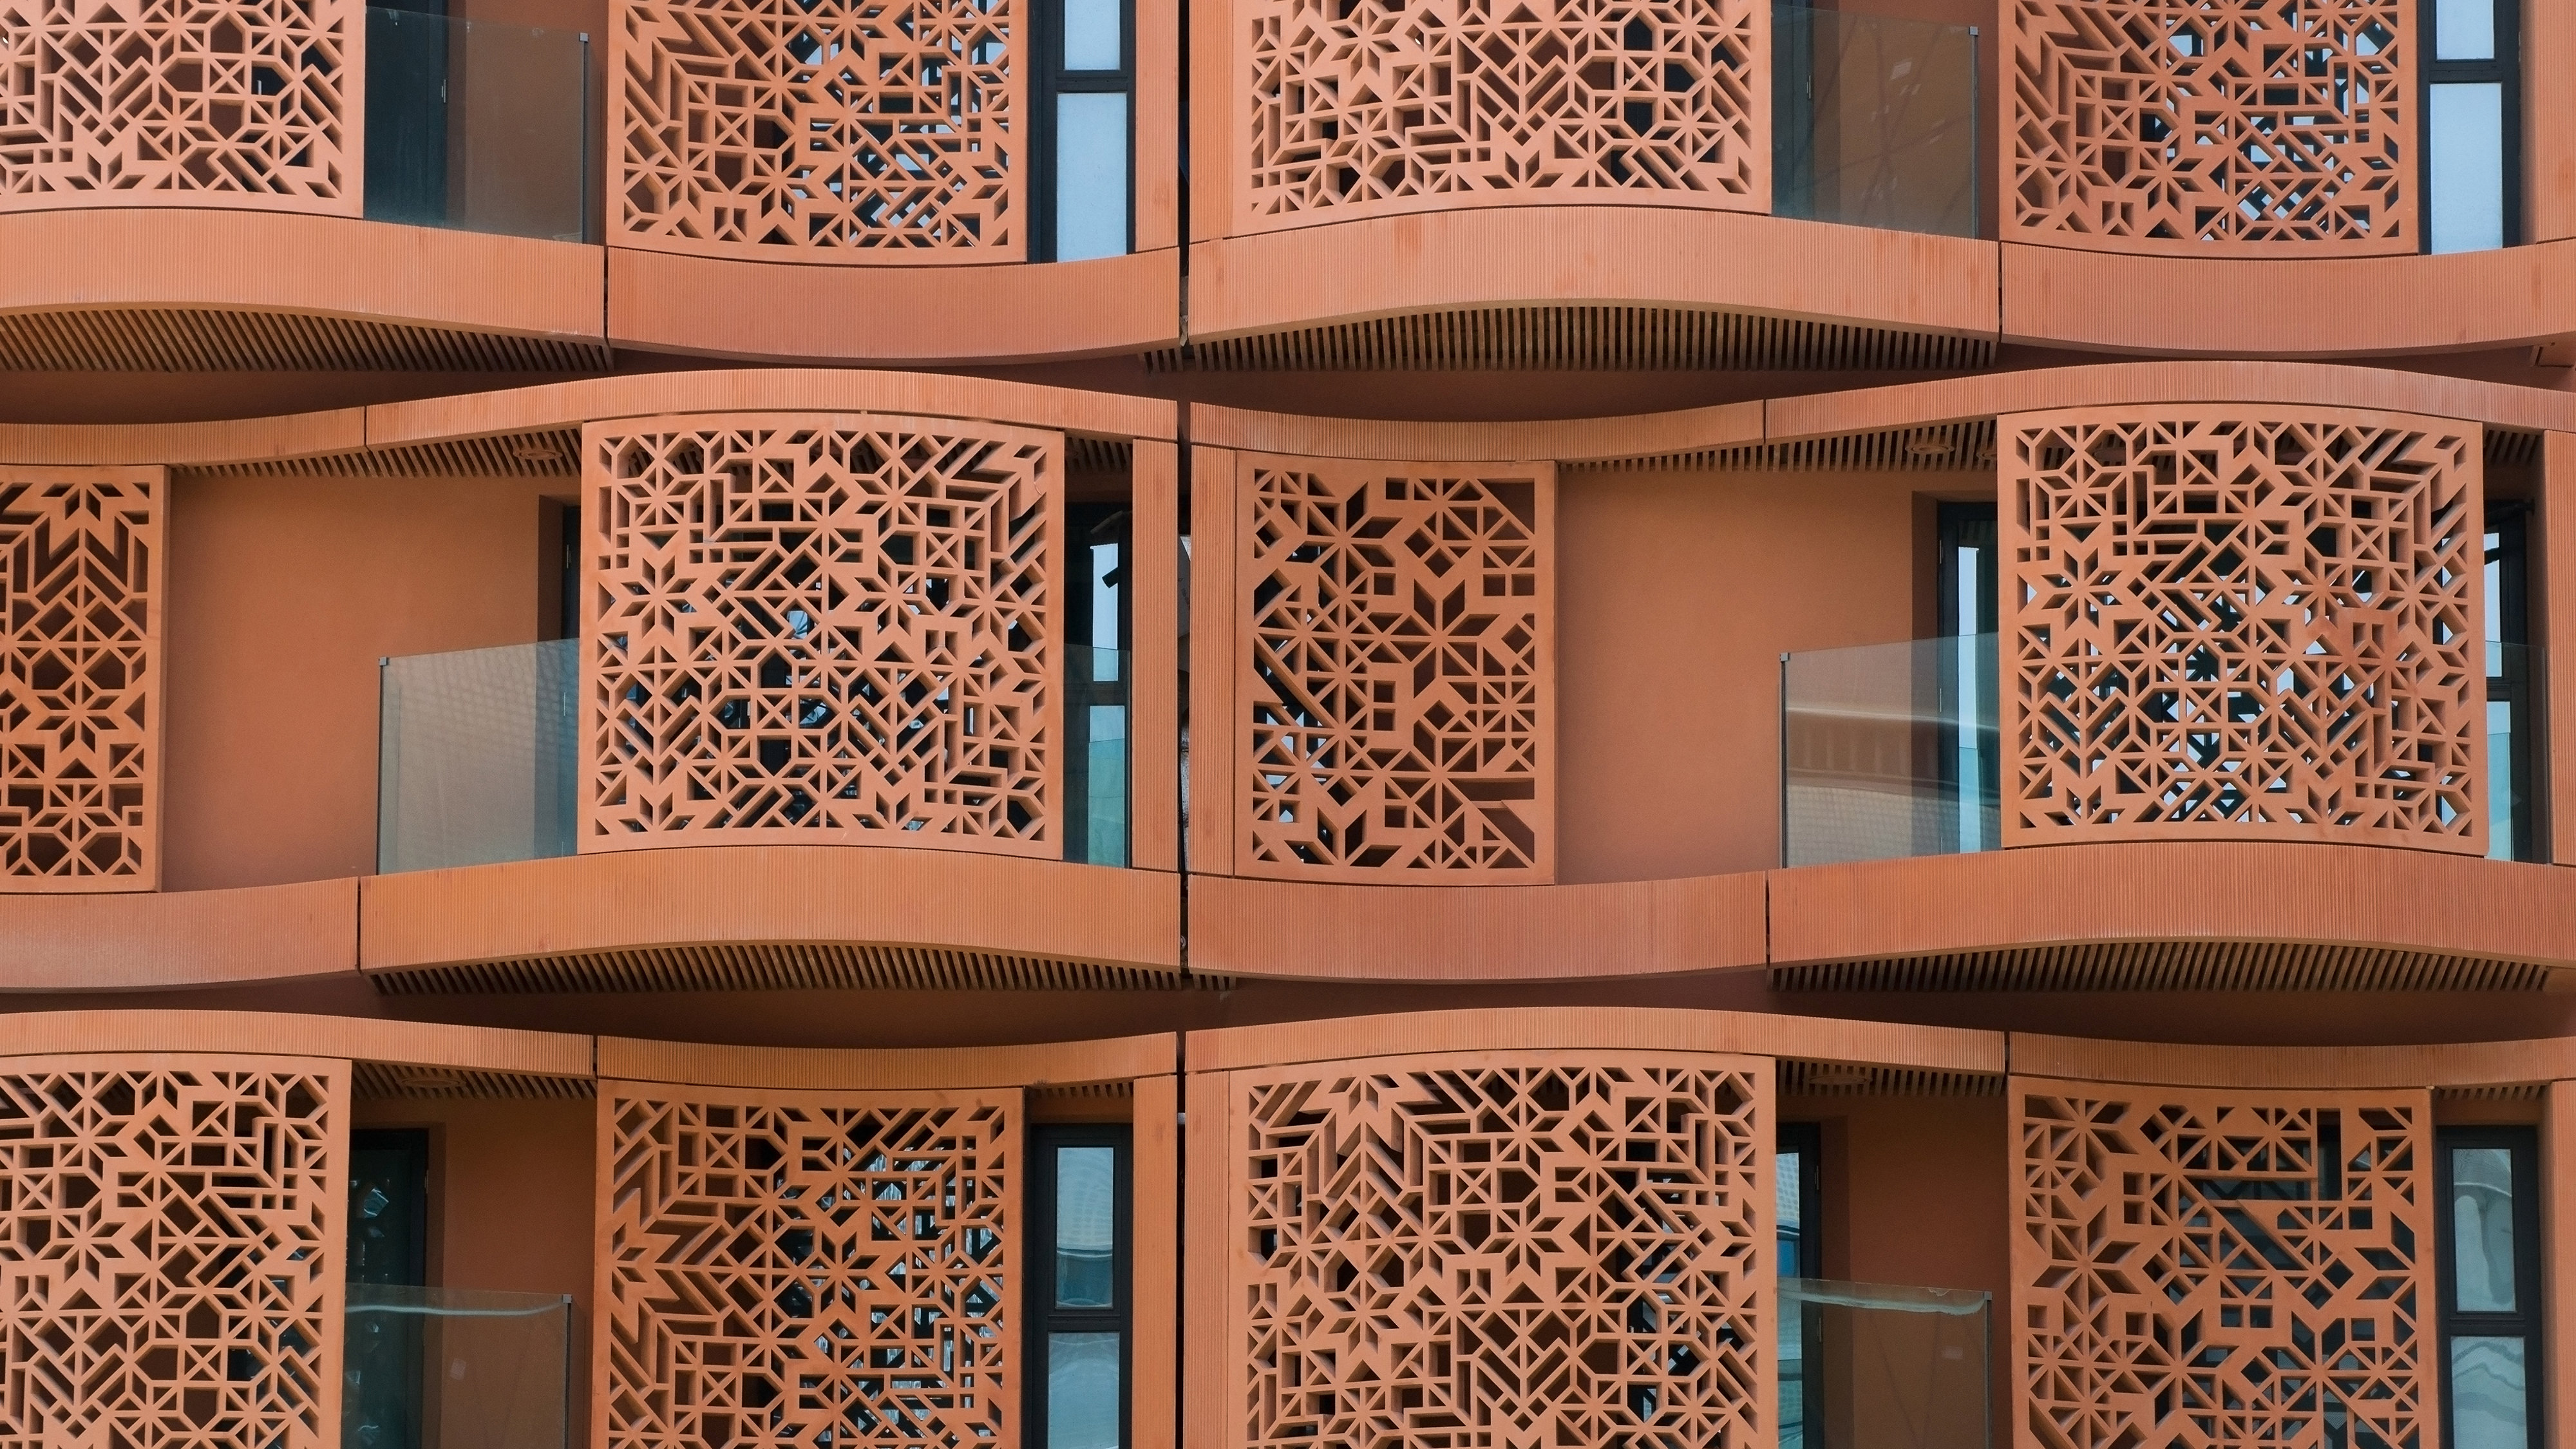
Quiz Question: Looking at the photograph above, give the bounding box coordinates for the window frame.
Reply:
[2434,1124,2544,1449]
[2420,0,2523,252]
[1029,0,1138,263]
[1025,1122,1135,1449]
[2486,502,2540,860]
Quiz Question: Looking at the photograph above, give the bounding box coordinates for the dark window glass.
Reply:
[1778,1122,1823,1449]
[1066,503,1131,864]
[1028,1125,1132,1449]
[1033,0,1135,261]
[1935,502,2001,850]
[2437,1128,2542,1449]
[346,1130,430,1449]
[2485,506,2540,859]
[2424,0,2519,252]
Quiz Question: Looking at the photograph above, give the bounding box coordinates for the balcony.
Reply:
[1783,635,2547,867]
[377,641,1134,873]
[362,5,593,242]
[344,1285,574,1449]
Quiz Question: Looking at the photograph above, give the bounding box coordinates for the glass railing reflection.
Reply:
[1781,634,2000,867]
[365,6,590,242]
[345,1285,573,1449]
[377,639,578,874]
[1066,645,1130,866]
[1773,3,1980,238]
[1781,1278,1990,1449]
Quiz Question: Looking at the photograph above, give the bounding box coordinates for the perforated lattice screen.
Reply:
[2015,1081,2431,1449]
[584,416,1060,855]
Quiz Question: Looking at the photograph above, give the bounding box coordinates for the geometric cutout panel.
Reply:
[597,1084,1016,1449]
[583,415,1060,857]
[0,0,356,211]
[614,0,1020,261]
[1231,1054,1769,1449]
[0,1057,345,1449]
[1238,0,1765,230]
[0,468,164,891]
[2014,1081,2432,1449]
[2000,408,2483,853]
[2007,0,2414,254]
[1236,453,1553,881]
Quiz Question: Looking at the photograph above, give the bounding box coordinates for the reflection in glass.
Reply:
[2452,1146,2516,1311]
[1063,0,1121,70]
[2429,84,2505,254]
[1049,1332,1122,1449]
[1056,1146,1117,1307]
[2436,0,2495,59]
[1056,93,1130,262]
[2451,1336,2528,1449]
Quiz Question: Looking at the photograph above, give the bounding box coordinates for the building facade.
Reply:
[1,0,2573,1446]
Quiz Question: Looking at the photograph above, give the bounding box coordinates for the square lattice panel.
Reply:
[1999,407,2483,852]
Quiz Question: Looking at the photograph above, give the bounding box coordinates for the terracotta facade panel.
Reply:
[0,466,163,891]
[1233,451,1555,882]
[2006,0,2414,256]
[597,1080,1019,1447]
[1228,0,1768,234]
[2014,1079,2433,1449]
[583,415,1065,857]
[2000,406,2485,853]
[1220,1048,1771,1449]
[0,0,359,214]
[612,0,1022,261]
[0,1053,347,1448]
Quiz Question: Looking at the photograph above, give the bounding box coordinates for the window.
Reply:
[2424,0,2519,253]
[2485,506,2539,860]
[2436,1128,2542,1449]
[1066,503,1131,864]
[1034,0,1134,261]
[1935,502,2001,852]
[1778,1122,1821,1449]
[346,1129,431,1449]
[1028,1126,1132,1449]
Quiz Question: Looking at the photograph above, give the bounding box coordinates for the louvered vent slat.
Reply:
[1771,942,2556,993]
[368,943,1229,995]
[1148,307,1996,373]
[176,428,582,479]
[0,308,608,372]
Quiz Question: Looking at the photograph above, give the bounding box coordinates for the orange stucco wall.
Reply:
[1557,465,1971,880]
[163,471,560,890]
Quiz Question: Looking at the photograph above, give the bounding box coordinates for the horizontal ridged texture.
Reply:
[1148,307,1996,372]
[0,308,607,371]
[1770,942,2555,992]
[349,1060,596,1099]
[179,429,582,479]
[1570,419,1998,473]
[366,943,1226,994]
[1777,1059,2002,1096]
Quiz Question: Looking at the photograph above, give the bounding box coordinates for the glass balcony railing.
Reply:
[345,1285,573,1449]
[1781,634,2000,867]
[1772,3,1980,238]
[365,6,591,242]
[378,639,1133,871]
[378,639,579,875]
[2489,641,2545,862]
[1781,1278,1991,1449]
[1066,645,1130,866]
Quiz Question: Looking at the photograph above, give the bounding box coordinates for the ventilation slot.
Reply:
[0,308,609,372]
[1568,419,1998,474]
[367,943,1229,995]
[1778,1060,2003,1097]
[2487,428,2543,468]
[2434,1083,2547,1103]
[351,1061,596,1099]
[178,428,582,480]
[1770,942,2556,993]
[1068,436,1135,473]
[1146,307,1996,373]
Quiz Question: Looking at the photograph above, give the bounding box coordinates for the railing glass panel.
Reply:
[377,639,578,874]
[365,6,591,242]
[345,1284,573,1449]
[1781,1278,1990,1449]
[2488,641,2546,862]
[1773,3,1980,238]
[1066,645,1130,866]
[1781,634,2000,867]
